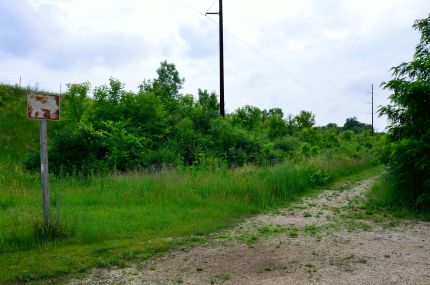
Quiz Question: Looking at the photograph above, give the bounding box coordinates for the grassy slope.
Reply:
[0,85,39,158]
[0,85,42,191]
[0,85,381,283]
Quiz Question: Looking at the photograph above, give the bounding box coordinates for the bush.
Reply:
[209,118,261,167]
[273,136,299,156]
[24,125,107,176]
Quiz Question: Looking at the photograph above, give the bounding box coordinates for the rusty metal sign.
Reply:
[27,93,60,120]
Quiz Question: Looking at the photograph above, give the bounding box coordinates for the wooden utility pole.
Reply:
[39,119,50,226]
[206,0,225,117]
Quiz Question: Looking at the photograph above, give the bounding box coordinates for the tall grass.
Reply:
[0,156,376,282]
[365,177,430,221]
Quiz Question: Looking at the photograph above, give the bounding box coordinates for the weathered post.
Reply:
[28,93,60,227]
[39,119,50,226]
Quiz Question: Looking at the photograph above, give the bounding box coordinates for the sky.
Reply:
[0,0,428,131]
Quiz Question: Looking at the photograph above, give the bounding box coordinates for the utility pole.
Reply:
[19,76,21,87]
[206,0,225,117]
[371,84,374,136]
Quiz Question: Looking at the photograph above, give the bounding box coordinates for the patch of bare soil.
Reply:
[69,178,430,285]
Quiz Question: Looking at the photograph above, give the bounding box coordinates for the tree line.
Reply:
[22,61,379,176]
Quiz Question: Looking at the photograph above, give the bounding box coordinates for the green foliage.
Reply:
[0,62,380,177]
[90,78,128,124]
[343,117,372,133]
[267,114,288,139]
[97,121,147,171]
[61,82,91,125]
[293,110,315,129]
[305,164,329,186]
[273,136,299,157]
[366,178,430,220]
[24,124,106,175]
[379,14,430,207]
[232,105,263,131]
[140,60,185,103]
[209,117,261,167]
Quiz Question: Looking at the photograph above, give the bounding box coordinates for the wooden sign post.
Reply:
[39,119,50,225]
[27,93,60,226]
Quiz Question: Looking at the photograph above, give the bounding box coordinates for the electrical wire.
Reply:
[172,0,327,98]
[173,0,205,16]
[273,17,369,94]
[216,19,327,98]
[244,16,340,90]
[206,0,218,14]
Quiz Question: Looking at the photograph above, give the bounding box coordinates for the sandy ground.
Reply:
[69,178,430,285]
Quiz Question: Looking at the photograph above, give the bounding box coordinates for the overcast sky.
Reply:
[0,0,428,131]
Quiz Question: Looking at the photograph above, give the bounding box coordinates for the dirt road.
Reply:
[70,178,430,284]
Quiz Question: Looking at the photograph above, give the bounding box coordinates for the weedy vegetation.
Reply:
[1,14,429,283]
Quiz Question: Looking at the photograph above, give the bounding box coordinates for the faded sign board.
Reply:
[27,93,60,120]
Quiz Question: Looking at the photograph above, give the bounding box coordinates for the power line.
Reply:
[173,0,327,98]
[206,0,218,14]
[273,17,370,94]
[208,18,327,98]
[172,0,205,16]
[171,0,329,98]
[244,16,340,90]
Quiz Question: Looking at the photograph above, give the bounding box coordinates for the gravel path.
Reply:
[69,178,430,285]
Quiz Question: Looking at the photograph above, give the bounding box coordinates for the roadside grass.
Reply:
[365,178,430,221]
[0,157,379,283]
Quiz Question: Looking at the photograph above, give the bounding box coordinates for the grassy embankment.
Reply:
[0,84,380,283]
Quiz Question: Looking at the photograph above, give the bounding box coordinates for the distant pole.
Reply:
[206,0,225,117]
[371,84,374,135]
[39,119,50,226]
[19,76,21,87]
[60,83,62,95]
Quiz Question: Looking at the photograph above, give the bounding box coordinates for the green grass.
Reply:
[0,157,378,283]
[365,178,430,221]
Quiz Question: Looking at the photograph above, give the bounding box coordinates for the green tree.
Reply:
[293,110,315,129]
[62,82,90,125]
[343,117,372,133]
[90,78,127,124]
[379,14,430,206]
[197,88,219,114]
[193,89,219,132]
[267,113,287,139]
[232,105,263,131]
[267,107,284,117]
[140,61,185,102]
